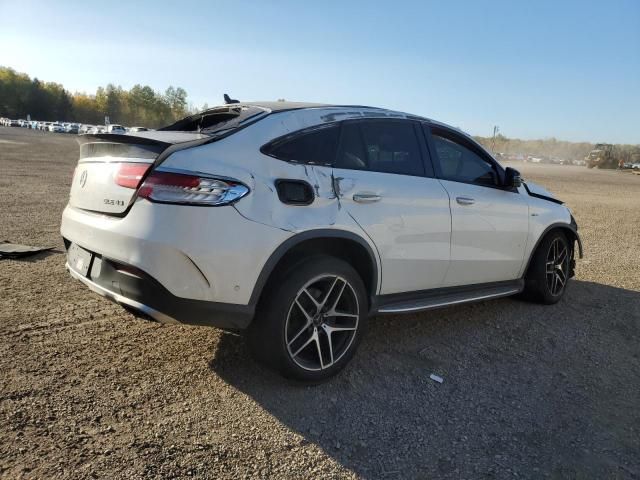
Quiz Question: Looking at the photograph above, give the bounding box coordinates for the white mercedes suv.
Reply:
[61,102,582,381]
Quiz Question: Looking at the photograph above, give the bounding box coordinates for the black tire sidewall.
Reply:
[526,231,570,304]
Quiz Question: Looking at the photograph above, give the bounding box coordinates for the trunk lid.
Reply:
[69,132,208,214]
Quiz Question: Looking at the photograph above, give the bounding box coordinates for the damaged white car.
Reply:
[61,101,582,381]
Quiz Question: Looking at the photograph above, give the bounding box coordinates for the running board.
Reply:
[376,280,524,314]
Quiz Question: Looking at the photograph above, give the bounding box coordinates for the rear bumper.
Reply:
[65,252,254,329]
[60,201,291,305]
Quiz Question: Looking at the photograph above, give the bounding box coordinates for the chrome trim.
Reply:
[154,166,244,184]
[77,158,155,164]
[66,263,180,324]
[378,288,522,314]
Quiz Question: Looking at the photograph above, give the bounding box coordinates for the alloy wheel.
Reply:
[285,274,360,371]
[545,238,569,296]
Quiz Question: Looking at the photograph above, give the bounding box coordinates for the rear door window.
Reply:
[335,122,367,170]
[336,120,425,176]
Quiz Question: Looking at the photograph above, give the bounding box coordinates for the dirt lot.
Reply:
[1,126,639,479]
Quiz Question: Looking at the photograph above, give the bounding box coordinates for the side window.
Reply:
[265,124,339,165]
[336,120,424,176]
[431,132,498,186]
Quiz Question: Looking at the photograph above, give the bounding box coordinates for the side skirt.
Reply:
[374,279,524,314]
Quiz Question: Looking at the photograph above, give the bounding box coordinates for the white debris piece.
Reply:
[429,374,444,383]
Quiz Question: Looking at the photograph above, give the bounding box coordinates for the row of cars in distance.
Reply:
[495,152,587,166]
[525,156,587,166]
[0,117,149,135]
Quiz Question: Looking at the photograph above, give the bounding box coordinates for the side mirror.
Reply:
[504,167,522,188]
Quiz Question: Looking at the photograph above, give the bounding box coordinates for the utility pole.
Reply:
[491,125,500,152]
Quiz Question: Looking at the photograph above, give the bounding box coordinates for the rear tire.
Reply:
[247,255,368,382]
[521,231,571,304]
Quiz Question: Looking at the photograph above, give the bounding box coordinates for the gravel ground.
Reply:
[1,127,639,479]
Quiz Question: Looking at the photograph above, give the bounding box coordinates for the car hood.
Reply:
[524,181,563,204]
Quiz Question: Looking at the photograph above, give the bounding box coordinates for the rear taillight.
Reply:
[137,170,249,206]
[115,163,151,189]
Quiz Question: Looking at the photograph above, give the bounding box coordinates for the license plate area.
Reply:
[67,243,93,277]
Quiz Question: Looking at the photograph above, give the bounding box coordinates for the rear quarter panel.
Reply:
[158,115,384,294]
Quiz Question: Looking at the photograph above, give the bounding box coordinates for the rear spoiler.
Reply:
[76,132,212,162]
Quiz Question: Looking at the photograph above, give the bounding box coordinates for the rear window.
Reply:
[161,105,267,136]
[263,124,340,165]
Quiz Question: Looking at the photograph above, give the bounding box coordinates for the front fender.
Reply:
[522,222,583,279]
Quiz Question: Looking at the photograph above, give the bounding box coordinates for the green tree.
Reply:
[0,66,195,127]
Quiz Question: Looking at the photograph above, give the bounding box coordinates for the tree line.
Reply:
[0,66,191,128]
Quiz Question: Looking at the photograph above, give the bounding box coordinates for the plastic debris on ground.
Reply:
[0,241,53,259]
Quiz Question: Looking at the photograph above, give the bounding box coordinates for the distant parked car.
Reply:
[65,124,80,134]
[128,126,149,132]
[49,123,65,133]
[571,159,586,166]
[88,126,106,134]
[107,124,126,134]
[79,125,93,134]
[9,119,20,127]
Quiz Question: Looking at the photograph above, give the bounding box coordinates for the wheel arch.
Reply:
[248,229,379,314]
[522,222,583,278]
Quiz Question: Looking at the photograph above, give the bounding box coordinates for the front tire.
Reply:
[247,256,368,382]
[521,231,571,304]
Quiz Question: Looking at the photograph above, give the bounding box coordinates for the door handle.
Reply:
[353,193,382,203]
[456,196,475,206]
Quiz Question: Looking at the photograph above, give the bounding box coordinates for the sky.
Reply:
[1,0,638,143]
